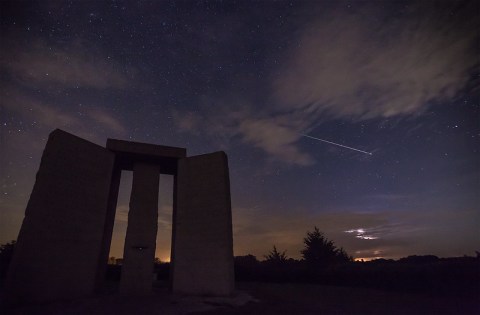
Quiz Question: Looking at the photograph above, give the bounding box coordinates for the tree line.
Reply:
[1,227,479,296]
[232,227,479,296]
[264,226,352,265]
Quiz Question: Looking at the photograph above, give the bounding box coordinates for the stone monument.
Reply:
[4,129,234,306]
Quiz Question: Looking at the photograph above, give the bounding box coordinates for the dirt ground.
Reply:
[2,282,479,314]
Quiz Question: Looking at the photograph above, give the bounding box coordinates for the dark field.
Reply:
[197,282,480,314]
[2,256,479,314]
[2,281,479,314]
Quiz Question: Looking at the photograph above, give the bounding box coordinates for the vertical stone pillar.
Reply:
[4,130,115,305]
[94,166,122,292]
[120,163,160,295]
[172,152,234,296]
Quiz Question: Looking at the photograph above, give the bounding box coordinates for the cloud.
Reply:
[86,108,127,134]
[173,105,315,165]
[238,118,313,166]
[0,37,129,154]
[2,89,81,129]
[173,110,202,133]
[273,3,478,121]
[0,39,130,89]
[232,206,391,259]
[173,3,477,166]
[2,88,127,137]
[232,203,452,260]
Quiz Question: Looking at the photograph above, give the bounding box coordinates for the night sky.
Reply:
[1,1,478,262]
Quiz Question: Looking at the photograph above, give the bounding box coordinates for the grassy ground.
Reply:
[2,281,479,314]
[196,282,479,314]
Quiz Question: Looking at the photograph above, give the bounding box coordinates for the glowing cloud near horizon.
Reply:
[345,228,378,240]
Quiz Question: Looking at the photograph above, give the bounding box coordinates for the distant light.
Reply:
[354,257,383,262]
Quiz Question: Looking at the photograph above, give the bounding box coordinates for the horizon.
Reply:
[1,1,479,262]
[104,252,477,264]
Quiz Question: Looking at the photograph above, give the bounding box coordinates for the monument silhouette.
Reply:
[4,129,234,305]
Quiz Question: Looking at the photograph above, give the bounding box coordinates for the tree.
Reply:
[301,227,351,268]
[0,240,16,280]
[0,240,16,264]
[264,245,288,263]
[337,247,354,263]
[235,254,259,267]
[234,255,260,281]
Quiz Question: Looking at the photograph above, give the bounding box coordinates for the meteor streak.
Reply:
[301,134,373,155]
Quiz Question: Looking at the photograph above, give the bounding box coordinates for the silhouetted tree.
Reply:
[235,254,259,266]
[153,258,170,281]
[264,245,288,263]
[301,227,351,268]
[0,240,16,280]
[337,247,354,262]
[0,240,15,263]
[398,255,439,264]
[234,255,260,281]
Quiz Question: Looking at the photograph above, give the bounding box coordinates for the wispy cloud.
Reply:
[1,37,130,150]
[273,3,477,120]
[232,206,395,259]
[175,3,477,166]
[173,110,202,133]
[1,39,130,89]
[238,118,313,166]
[173,106,314,165]
[86,108,127,135]
[2,89,127,137]
[2,89,81,129]
[345,228,379,240]
[231,204,466,260]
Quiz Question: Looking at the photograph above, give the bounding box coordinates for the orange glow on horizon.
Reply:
[155,254,170,263]
[354,257,384,262]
